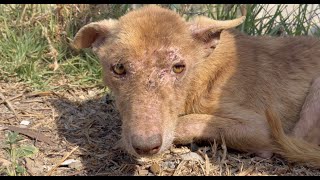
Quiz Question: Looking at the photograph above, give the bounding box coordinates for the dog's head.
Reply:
[73,5,245,157]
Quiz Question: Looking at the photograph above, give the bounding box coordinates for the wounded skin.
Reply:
[73,5,320,166]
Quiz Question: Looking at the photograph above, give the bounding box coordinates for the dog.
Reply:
[73,5,320,168]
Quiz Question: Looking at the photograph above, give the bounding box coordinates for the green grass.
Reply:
[0,4,319,176]
[2,132,38,176]
[0,4,319,91]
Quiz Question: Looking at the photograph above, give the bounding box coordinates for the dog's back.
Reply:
[186,29,320,132]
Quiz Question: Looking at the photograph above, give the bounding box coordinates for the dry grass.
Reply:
[1,4,320,176]
[1,81,320,176]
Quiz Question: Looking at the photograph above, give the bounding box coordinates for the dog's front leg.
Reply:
[174,114,274,158]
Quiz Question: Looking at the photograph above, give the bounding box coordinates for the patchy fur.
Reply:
[73,5,320,167]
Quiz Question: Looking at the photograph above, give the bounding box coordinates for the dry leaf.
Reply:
[180,152,204,163]
[150,163,161,175]
[138,169,149,176]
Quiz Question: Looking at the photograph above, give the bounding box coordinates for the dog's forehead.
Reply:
[150,46,183,63]
[122,46,183,73]
[114,6,191,57]
[118,5,187,33]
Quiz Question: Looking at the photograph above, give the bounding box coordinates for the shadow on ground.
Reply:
[50,92,138,176]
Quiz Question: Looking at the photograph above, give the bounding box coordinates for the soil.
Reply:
[0,81,319,176]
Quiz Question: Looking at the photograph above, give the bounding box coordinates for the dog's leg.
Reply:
[174,113,274,158]
[292,76,320,145]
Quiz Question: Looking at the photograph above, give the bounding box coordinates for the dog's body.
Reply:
[73,5,320,167]
[178,29,320,155]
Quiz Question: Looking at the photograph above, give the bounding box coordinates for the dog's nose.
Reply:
[131,134,162,156]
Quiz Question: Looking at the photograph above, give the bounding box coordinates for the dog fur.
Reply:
[73,5,320,168]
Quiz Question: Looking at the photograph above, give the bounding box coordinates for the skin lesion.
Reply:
[73,5,320,164]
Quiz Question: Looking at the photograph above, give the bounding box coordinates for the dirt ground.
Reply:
[0,80,320,176]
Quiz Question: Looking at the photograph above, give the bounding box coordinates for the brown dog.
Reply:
[73,5,320,168]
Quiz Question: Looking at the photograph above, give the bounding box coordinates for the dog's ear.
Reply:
[73,19,118,50]
[188,15,245,50]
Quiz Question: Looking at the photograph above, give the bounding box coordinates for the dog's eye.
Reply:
[112,63,126,75]
[172,64,185,74]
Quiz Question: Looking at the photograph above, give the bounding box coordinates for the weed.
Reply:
[2,131,38,176]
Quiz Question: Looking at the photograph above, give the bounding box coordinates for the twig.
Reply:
[204,153,210,176]
[21,100,45,103]
[224,162,231,176]
[220,133,228,164]
[211,139,217,159]
[237,166,254,176]
[40,25,59,71]
[12,14,50,28]
[197,147,210,176]
[2,125,55,146]
[25,91,53,98]
[84,119,95,144]
[0,92,19,118]
[198,161,207,176]
[173,160,186,176]
[19,4,28,24]
[46,146,79,176]
[65,170,83,176]
[0,93,23,105]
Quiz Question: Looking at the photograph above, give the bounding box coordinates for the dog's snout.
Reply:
[131,134,162,156]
